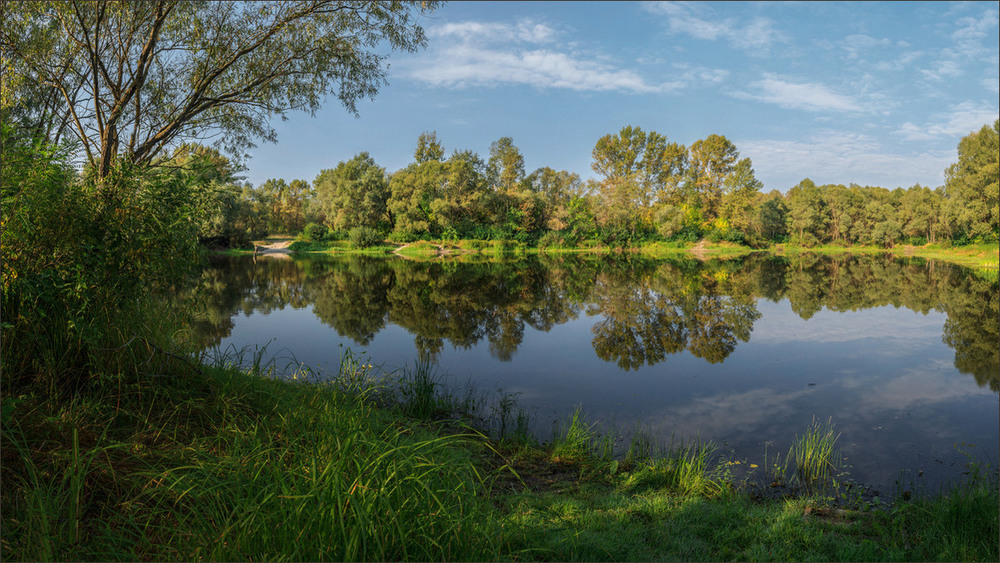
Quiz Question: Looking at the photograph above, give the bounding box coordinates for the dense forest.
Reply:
[160,122,998,249]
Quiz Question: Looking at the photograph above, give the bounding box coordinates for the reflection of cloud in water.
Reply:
[846,359,993,410]
[613,358,990,447]
[751,302,945,346]
[625,387,814,441]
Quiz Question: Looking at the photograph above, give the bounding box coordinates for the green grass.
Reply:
[772,241,1000,271]
[0,354,506,561]
[788,416,842,491]
[3,347,997,562]
[287,239,396,253]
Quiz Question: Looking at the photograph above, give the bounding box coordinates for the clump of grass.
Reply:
[492,391,533,444]
[396,357,450,419]
[550,406,596,463]
[789,416,841,491]
[624,439,725,498]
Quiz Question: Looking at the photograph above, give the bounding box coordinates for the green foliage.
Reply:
[302,222,328,242]
[314,152,389,232]
[2,1,439,178]
[348,226,382,249]
[537,231,570,249]
[1,126,200,389]
[945,119,999,242]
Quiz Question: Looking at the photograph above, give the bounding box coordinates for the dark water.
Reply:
[177,252,999,494]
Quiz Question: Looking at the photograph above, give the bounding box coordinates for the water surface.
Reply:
[177,252,998,493]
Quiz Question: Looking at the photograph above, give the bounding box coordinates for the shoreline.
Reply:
[223,238,999,271]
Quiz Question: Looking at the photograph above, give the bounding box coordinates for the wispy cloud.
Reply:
[642,1,788,56]
[731,74,862,113]
[842,34,891,61]
[918,8,999,85]
[411,44,664,92]
[431,20,558,44]
[407,18,721,94]
[952,8,1000,56]
[740,131,954,190]
[895,101,1000,141]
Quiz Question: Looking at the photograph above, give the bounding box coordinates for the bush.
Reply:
[537,231,564,249]
[1,125,199,390]
[349,226,382,249]
[303,222,328,242]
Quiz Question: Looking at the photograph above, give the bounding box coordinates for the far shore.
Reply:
[229,237,1000,272]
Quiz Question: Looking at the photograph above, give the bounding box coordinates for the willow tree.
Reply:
[1,0,438,178]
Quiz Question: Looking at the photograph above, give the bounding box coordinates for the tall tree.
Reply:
[1,0,437,178]
[944,119,999,241]
[314,152,389,232]
[414,131,445,163]
[591,125,685,237]
[525,167,582,231]
[688,134,739,221]
[486,136,526,196]
[720,157,764,236]
[785,178,829,246]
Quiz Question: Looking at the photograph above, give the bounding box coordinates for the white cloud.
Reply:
[410,43,665,93]
[921,56,964,82]
[642,1,787,55]
[740,131,954,190]
[431,20,558,44]
[895,101,1000,141]
[732,74,862,113]
[408,18,722,94]
[952,9,1000,55]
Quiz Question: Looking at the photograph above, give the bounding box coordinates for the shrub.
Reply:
[349,226,382,248]
[537,231,567,249]
[303,222,328,242]
[1,125,199,390]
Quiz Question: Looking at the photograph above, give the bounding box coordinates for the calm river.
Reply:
[177,252,998,494]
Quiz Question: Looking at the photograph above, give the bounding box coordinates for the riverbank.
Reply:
[237,236,999,273]
[2,353,996,561]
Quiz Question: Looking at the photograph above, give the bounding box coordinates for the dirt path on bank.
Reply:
[253,237,294,254]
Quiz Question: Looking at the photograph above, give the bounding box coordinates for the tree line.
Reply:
[175,120,999,249]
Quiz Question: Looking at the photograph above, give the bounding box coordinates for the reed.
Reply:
[789,416,841,490]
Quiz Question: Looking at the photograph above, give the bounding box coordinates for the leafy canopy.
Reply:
[1,0,438,177]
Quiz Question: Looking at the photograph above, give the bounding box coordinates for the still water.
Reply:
[178,252,998,494]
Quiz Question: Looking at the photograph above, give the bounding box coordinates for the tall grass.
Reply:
[623,439,726,498]
[789,416,841,491]
[0,351,506,561]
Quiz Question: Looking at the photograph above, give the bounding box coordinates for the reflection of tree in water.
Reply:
[174,255,310,349]
[304,257,392,345]
[386,259,581,361]
[589,258,761,370]
[176,252,997,390]
[773,254,997,392]
[941,275,999,391]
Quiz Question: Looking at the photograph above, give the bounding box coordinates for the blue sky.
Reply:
[244,1,999,192]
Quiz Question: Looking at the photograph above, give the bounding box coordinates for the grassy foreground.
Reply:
[2,352,997,562]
